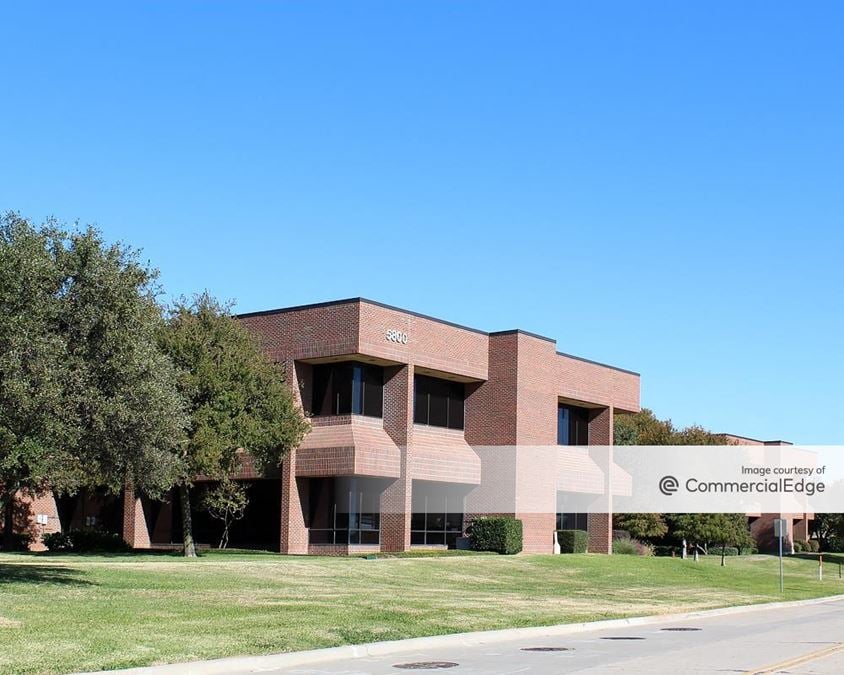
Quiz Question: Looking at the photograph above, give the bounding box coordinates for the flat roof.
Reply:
[237,297,640,376]
[719,432,793,445]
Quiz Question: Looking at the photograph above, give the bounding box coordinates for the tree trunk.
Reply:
[179,484,197,557]
[721,542,727,567]
[2,494,14,551]
[220,521,229,550]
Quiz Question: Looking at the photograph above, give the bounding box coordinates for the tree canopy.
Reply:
[613,408,751,559]
[0,213,187,548]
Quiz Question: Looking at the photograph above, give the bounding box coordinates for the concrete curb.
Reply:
[86,594,844,674]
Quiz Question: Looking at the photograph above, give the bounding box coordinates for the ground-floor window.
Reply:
[305,477,381,546]
[411,481,466,548]
[556,491,594,532]
[556,512,588,530]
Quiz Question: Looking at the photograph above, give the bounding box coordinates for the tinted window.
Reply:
[558,404,589,445]
[312,362,383,417]
[414,375,465,430]
[557,512,588,531]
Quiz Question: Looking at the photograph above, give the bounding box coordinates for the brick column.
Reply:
[280,454,308,553]
[793,516,809,544]
[122,484,151,549]
[587,406,613,554]
[280,355,309,554]
[380,365,413,552]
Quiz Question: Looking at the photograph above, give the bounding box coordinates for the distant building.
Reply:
[718,433,812,552]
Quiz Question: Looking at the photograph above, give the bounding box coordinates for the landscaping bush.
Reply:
[42,529,129,553]
[709,546,739,557]
[826,537,844,552]
[0,532,32,551]
[737,541,758,555]
[42,531,74,552]
[557,530,588,554]
[806,539,820,552]
[794,540,805,553]
[612,538,653,556]
[653,545,679,557]
[469,517,523,555]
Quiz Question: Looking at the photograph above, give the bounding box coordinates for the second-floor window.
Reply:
[414,374,465,430]
[558,404,589,445]
[311,362,384,417]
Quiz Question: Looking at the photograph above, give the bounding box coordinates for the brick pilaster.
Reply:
[121,484,150,549]
[380,364,413,552]
[587,406,613,554]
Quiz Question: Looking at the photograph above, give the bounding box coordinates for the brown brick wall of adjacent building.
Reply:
[12,489,61,551]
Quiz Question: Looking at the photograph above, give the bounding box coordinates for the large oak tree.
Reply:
[0,213,187,548]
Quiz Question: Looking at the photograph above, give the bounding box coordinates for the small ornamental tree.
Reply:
[202,480,248,549]
[159,293,309,557]
[669,513,751,565]
[811,514,843,551]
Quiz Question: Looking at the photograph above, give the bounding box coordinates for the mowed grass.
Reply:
[1,551,842,674]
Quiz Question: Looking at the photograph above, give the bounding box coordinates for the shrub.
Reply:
[612,538,654,556]
[793,540,805,553]
[737,541,758,555]
[709,546,739,557]
[636,541,655,556]
[42,531,74,552]
[806,539,820,553]
[653,545,678,557]
[469,517,523,555]
[557,530,588,554]
[42,529,129,553]
[826,536,844,552]
[612,538,637,555]
[0,532,32,551]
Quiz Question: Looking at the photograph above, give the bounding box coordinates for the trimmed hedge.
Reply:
[469,517,523,555]
[709,546,739,557]
[557,529,588,554]
[43,529,130,553]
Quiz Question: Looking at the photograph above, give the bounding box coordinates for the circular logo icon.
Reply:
[659,475,679,496]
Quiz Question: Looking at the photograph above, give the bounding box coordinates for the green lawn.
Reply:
[1,551,842,674]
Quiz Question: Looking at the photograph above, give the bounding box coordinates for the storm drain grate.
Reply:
[393,662,459,670]
[661,627,702,632]
[601,636,646,640]
[521,647,572,652]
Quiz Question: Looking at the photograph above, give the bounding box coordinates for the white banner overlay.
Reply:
[383,445,844,515]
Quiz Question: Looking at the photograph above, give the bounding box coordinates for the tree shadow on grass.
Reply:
[0,563,95,586]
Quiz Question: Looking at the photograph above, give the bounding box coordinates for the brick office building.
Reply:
[10,298,640,554]
[229,297,638,554]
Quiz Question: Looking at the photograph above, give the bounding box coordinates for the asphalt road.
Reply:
[278,598,844,674]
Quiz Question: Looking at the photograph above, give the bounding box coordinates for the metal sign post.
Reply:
[774,518,787,593]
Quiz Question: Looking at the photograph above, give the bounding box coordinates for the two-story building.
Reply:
[12,298,641,554]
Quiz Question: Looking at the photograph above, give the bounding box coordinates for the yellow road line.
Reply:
[745,642,844,674]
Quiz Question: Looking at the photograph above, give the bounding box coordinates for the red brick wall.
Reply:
[13,299,641,555]
[380,365,414,552]
[12,489,61,551]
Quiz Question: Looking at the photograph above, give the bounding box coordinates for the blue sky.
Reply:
[1,3,842,443]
